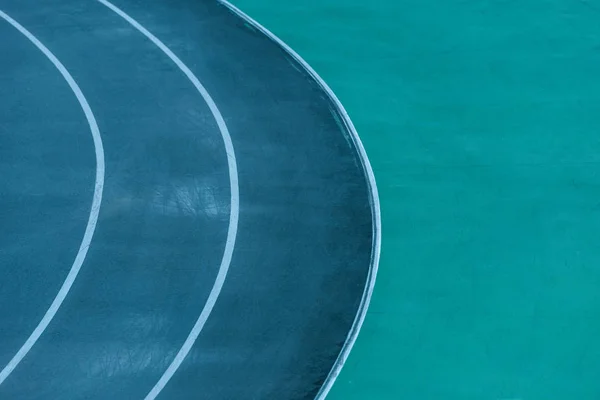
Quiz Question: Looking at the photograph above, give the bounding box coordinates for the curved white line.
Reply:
[216,2,382,399]
[0,10,105,385]
[93,1,240,399]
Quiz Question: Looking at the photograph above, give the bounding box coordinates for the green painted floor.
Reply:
[232,1,600,399]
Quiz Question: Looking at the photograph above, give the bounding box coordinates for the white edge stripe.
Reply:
[92,1,240,399]
[215,1,382,399]
[0,10,105,385]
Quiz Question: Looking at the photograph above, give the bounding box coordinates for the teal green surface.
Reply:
[232,1,600,398]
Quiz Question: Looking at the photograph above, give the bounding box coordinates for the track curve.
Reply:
[0,0,379,399]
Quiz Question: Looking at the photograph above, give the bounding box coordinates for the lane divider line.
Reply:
[0,9,105,386]
[93,1,240,399]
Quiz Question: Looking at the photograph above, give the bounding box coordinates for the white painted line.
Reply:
[93,1,240,399]
[216,2,382,399]
[0,10,105,385]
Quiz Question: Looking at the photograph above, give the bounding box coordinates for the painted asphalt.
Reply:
[0,0,378,398]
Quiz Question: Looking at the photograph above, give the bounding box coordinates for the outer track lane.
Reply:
[0,0,377,399]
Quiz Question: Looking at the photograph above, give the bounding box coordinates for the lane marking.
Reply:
[93,1,240,398]
[216,2,382,399]
[0,10,105,385]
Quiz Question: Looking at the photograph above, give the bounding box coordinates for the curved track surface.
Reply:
[0,0,378,398]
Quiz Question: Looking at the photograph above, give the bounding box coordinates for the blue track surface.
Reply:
[0,1,377,398]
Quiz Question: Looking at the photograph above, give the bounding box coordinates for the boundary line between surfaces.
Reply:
[216,2,382,399]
